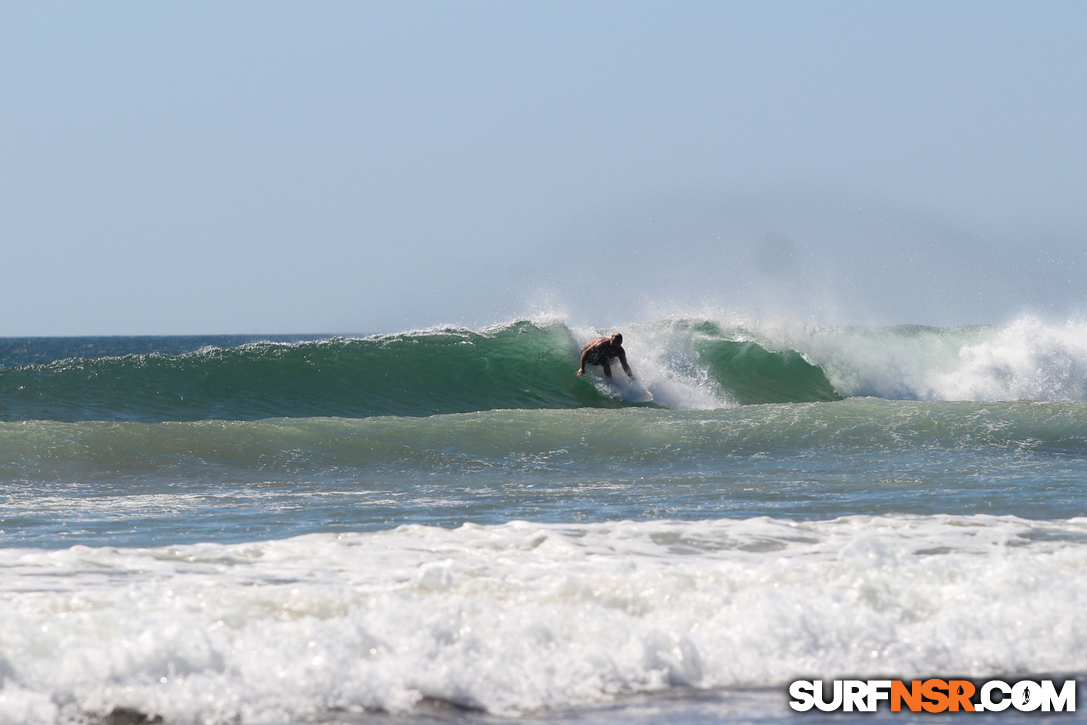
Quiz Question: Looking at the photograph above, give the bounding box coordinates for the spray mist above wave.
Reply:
[521,189,1086,329]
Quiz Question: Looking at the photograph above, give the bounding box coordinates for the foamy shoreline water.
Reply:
[1,516,1086,723]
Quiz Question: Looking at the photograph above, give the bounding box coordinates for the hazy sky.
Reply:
[2,1,1085,335]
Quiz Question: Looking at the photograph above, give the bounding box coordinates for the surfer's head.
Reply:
[612,333,623,345]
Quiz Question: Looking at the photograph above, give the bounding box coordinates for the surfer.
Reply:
[576,333,635,380]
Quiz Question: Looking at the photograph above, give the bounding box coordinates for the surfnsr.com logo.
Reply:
[789,679,1076,713]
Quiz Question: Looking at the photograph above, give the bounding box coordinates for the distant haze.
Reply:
[2,1,1084,335]
[519,189,1086,327]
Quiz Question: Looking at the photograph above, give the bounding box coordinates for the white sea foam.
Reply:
[574,315,1087,407]
[1,515,1086,723]
[572,325,732,410]
[749,315,1087,403]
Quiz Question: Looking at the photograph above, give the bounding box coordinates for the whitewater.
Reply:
[2,315,1087,724]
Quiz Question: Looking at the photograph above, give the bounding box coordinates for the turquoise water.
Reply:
[0,321,836,423]
[3,401,1086,549]
[1,317,1086,723]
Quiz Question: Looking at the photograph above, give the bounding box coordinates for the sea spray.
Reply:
[750,315,1087,403]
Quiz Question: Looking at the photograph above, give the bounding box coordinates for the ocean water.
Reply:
[1,316,1086,724]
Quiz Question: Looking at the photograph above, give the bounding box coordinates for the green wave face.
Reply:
[0,322,630,422]
[697,339,842,404]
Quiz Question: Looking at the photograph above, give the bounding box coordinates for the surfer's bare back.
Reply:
[577,333,635,380]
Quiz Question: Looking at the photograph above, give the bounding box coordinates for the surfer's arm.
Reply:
[617,350,634,380]
[577,343,599,376]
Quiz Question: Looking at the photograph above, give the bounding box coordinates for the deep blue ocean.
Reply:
[1,316,1086,724]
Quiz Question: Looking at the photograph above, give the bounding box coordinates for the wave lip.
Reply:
[0,515,1085,722]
